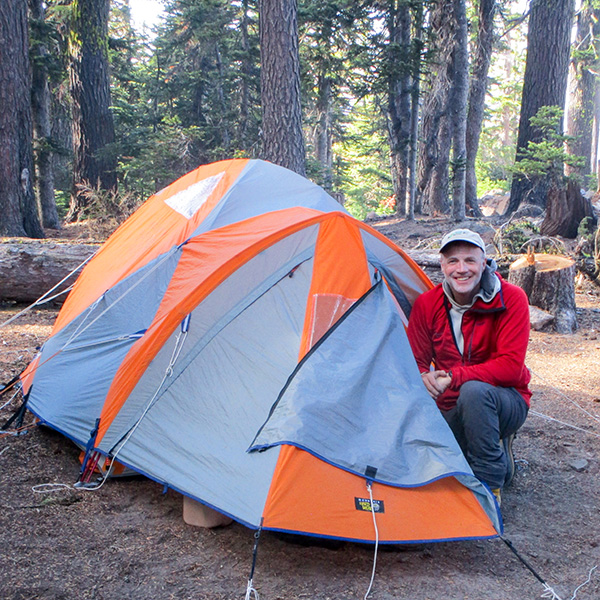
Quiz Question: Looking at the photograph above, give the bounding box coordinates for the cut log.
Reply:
[508,253,577,333]
[182,496,232,528]
[0,239,99,305]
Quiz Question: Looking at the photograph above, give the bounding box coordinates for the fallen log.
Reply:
[508,251,577,334]
[0,241,521,305]
[0,239,99,305]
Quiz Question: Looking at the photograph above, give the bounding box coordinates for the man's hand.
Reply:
[420,370,452,399]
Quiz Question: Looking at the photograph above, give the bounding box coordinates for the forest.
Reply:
[0,0,598,241]
[3,3,600,599]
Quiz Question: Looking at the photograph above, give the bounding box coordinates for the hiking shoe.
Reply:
[502,433,516,488]
[491,488,501,507]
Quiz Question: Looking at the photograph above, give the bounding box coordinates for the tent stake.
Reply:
[244,519,263,600]
[501,536,563,599]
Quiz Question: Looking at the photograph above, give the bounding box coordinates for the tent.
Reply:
[23,158,501,543]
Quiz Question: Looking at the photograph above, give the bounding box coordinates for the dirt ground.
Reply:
[1,216,600,600]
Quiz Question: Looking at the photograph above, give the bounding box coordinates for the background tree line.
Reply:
[0,0,597,239]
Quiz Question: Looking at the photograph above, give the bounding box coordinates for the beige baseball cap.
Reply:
[439,228,486,253]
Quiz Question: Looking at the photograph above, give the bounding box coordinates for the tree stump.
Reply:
[540,178,596,239]
[508,251,577,333]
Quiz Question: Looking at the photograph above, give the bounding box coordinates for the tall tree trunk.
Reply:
[387,0,412,217]
[215,42,231,154]
[68,0,117,221]
[592,84,600,177]
[566,0,600,182]
[417,0,453,215]
[239,0,251,150]
[0,0,44,238]
[315,74,333,191]
[449,0,469,222]
[259,0,306,176]
[407,0,424,219]
[30,0,60,229]
[465,0,496,217]
[508,0,574,213]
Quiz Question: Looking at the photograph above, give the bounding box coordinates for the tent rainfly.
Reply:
[23,158,501,543]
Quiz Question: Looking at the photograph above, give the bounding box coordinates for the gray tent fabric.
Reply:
[251,281,474,485]
[189,161,346,236]
[95,253,316,526]
[250,280,500,528]
[27,247,182,444]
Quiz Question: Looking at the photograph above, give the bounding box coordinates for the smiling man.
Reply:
[407,229,531,505]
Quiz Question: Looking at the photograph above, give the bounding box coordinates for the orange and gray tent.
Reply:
[24,158,502,543]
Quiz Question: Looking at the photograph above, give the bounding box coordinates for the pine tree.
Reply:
[0,0,45,238]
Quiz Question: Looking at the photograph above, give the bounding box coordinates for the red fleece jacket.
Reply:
[407,274,532,411]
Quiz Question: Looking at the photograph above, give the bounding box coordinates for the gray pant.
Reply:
[441,380,528,489]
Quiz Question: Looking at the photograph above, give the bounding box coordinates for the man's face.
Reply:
[440,242,486,305]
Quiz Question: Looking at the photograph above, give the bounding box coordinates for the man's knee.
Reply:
[456,381,497,415]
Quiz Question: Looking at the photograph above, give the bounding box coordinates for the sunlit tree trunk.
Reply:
[215,42,231,154]
[259,0,306,176]
[239,0,252,150]
[0,0,44,238]
[417,0,453,215]
[407,1,424,219]
[387,0,412,217]
[449,0,469,221]
[315,74,333,191]
[465,0,496,217]
[566,0,600,183]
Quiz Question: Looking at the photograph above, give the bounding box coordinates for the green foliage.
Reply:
[495,219,540,254]
[512,106,585,179]
[333,98,394,220]
[578,215,597,241]
[299,0,373,190]
[105,0,261,200]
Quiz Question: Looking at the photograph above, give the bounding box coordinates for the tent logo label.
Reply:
[355,498,385,513]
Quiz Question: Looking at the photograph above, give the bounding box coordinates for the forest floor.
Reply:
[1,215,600,600]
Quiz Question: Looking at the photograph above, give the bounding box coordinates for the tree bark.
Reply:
[540,177,595,239]
[416,0,453,215]
[68,0,118,221]
[239,0,252,150]
[0,0,45,239]
[566,0,600,181]
[449,0,469,222]
[259,0,306,176]
[315,74,333,191]
[386,0,412,217]
[407,1,424,219]
[30,0,61,230]
[0,240,99,304]
[465,0,496,216]
[214,42,231,154]
[508,0,574,212]
[509,252,577,333]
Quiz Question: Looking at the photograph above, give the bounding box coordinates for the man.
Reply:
[407,228,531,504]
